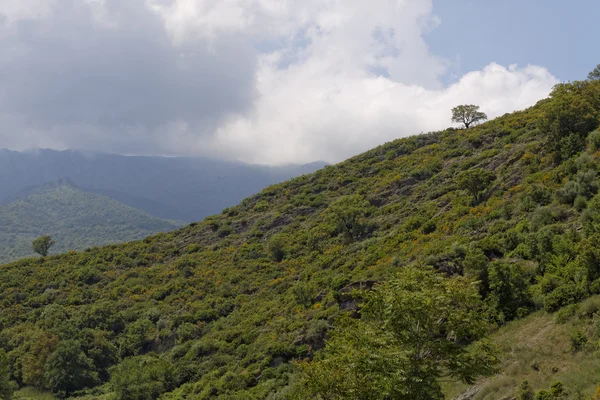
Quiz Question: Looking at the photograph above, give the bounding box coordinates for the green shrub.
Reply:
[574,195,588,211]
[570,329,588,351]
[110,355,175,400]
[518,380,534,400]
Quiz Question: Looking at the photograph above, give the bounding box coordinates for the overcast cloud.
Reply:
[0,0,559,164]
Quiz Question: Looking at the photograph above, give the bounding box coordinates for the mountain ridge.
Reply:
[0,149,327,221]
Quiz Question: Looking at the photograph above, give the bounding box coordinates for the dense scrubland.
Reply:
[1,74,600,399]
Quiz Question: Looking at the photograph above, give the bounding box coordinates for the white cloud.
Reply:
[0,0,558,164]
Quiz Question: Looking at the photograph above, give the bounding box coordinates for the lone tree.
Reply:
[589,64,600,81]
[32,235,55,257]
[452,105,488,129]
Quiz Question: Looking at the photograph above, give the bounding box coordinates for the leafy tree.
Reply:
[589,64,600,81]
[451,105,488,129]
[110,355,175,400]
[44,340,99,398]
[457,168,496,203]
[541,80,600,160]
[0,349,17,400]
[487,262,532,321]
[295,267,498,400]
[32,235,55,257]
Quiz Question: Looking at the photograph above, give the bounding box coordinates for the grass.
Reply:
[446,297,600,399]
[13,387,57,400]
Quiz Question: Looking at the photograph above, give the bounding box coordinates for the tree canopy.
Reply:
[451,105,488,129]
[32,235,55,257]
[589,64,600,81]
[294,267,498,399]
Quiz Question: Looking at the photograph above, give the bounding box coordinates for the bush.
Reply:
[589,129,600,152]
[268,234,289,262]
[544,284,586,312]
[110,355,176,400]
[518,380,534,400]
[574,196,588,211]
[570,329,588,351]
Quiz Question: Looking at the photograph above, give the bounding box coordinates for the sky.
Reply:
[0,0,596,165]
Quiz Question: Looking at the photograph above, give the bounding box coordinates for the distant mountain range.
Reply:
[0,149,327,221]
[0,179,184,263]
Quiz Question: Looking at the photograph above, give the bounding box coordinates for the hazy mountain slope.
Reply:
[0,180,184,263]
[0,150,326,221]
[0,79,599,399]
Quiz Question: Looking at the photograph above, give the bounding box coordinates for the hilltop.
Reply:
[0,77,599,399]
[0,180,184,263]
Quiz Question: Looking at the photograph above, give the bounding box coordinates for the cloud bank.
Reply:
[0,0,558,164]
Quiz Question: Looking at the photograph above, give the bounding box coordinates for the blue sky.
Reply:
[429,0,598,82]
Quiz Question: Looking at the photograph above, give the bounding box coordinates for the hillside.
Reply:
[0,180,184,263]
[0,77,600,399]
[0,150,326,221]
[445,295,600,399]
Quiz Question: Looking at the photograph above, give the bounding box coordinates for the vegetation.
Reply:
[0,181,183,263]
[32,236,55,257]
[0,72,600,398]
[445,296,600,399]
[451,104,488,129]
[589,64,600,81]
[294,267,498,400]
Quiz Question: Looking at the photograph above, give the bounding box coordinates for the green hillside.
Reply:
[0,180,184,263]
[1,76,600,399]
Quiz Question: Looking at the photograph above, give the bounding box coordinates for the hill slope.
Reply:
[0,150,326,221]
[0,180,184,263]
[0,78,599,399]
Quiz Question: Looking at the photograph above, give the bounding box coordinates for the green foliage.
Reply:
[456,168,495,202]
[43,340,98,398]
[327,195,374,241]
[32,236,55,257]
[569,329,588,351]
[0,350,17,400]
[295,267,498,399]
[267,234,289,262]
[518,380,535,400]
[541,80,600,160]
[110,356,175,400]
[451,105,488,129]
[487,262,532,320]
[589,64,600,81]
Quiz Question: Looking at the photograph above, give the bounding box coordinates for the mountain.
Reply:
[0,179,184,263]
[0,150,327,222]
[0,78,600,399]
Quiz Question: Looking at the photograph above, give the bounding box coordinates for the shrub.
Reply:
[518,380,534,400]
[574,195,588,211]
[268,234,289,262]
[589,129,600,152]
[570,329,588,351]
[110,355,175,400]
[456,168,495,203]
